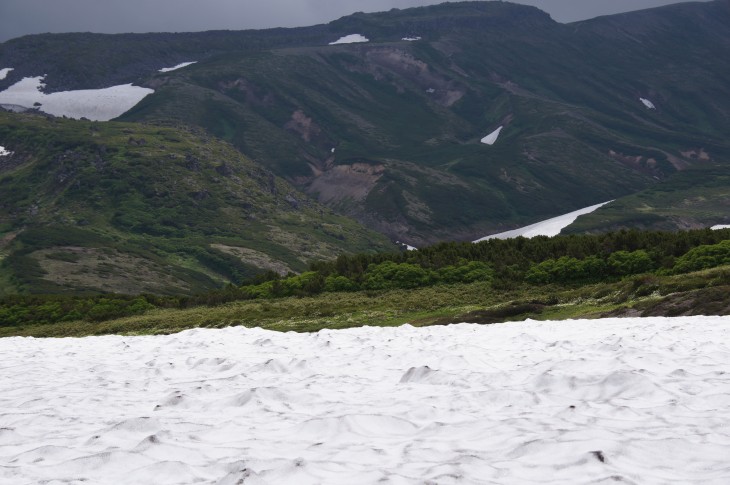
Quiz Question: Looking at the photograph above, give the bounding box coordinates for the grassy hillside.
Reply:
[3,227,730,337]
[3,258,729,339]
[0,111,393,295]
[566,164,730,233]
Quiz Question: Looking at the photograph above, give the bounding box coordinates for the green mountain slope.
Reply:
[0,111,393,295]
[565,164,730,233]
[1,1,729,245]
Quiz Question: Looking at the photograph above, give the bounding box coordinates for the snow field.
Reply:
[159,62,197,73]
[480,126,503,145]
[0,76,153,121]
[329,34,369,45]
[0,68,13,80]
[640,98,656,109]
[475,201,612,242]
[1,316,729,484]
[0,146,12,157]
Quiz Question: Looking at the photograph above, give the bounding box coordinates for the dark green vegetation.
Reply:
[0,111,393,295]
[3,1,728,245]
[3,228,729,337]
[567,164,730,232]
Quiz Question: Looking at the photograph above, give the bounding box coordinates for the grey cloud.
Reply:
[0,0,713,42]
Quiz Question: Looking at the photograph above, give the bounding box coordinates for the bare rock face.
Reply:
[307,163,385,205]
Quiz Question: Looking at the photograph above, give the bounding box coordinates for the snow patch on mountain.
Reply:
[712,225,730,230]
[402,37,422,41]
[480,126,503,145]
[0,68,13,80]
[475,201,612,242]
[329,34,369,45]
[0,146,12,157]
[158,62,197,73]
[640,98,656,109]
[0,76,154,121]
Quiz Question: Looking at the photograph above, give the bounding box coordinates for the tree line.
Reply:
[2,228,730,327]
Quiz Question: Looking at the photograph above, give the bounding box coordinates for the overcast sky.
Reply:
[0,0,711,42]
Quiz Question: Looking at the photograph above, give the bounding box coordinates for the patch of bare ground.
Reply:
[34,246,192,294]
[285,110,321,143]
[608,149,665,177]
[606,286,730,318]
[0,230,20,252]
[307,163,385,205]
[680,148,711,161]
[363,47,466,106]
[210,244,292,276]
[402,190,433,224]
[266,227,344,263]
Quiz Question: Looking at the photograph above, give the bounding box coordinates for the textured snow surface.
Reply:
[640,98,656,109]
[0,146,11,157]
[159,62,197,72]
[480,126,503,145]
[475,201,612,242]
[2,316,730,484]
[0,76,153,121]
[329,34,369,45]
[0,68,13,80]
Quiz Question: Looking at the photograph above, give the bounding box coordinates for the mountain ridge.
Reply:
[1,0,729,250]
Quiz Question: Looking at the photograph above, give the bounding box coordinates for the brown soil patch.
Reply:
[307,163,385,205]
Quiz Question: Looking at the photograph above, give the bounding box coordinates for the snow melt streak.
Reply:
[1,316,730,485]
[159,62,197,73]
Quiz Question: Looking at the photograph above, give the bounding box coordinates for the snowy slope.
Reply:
[329,34,369,45]
[640,98,656,109]
[159,62,197,72]
[1,316,729,484]
[0,76,153,121]
[480,126,503,145]
[475,201,612,242]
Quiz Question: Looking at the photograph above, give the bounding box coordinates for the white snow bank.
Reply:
[475,200,612,242]
[0,76,153,121]
[158,61,197,73]
[1,316,729,484]
[329,34,369,45]
[480,125,503,145]
[0,68,13,80]
[0,146,12,157]
[402,36,422,41]
[640,97,656,109]
[712,225,730,230]
[396,240,418,251]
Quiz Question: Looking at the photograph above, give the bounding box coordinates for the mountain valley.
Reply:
[1,0,729,293]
